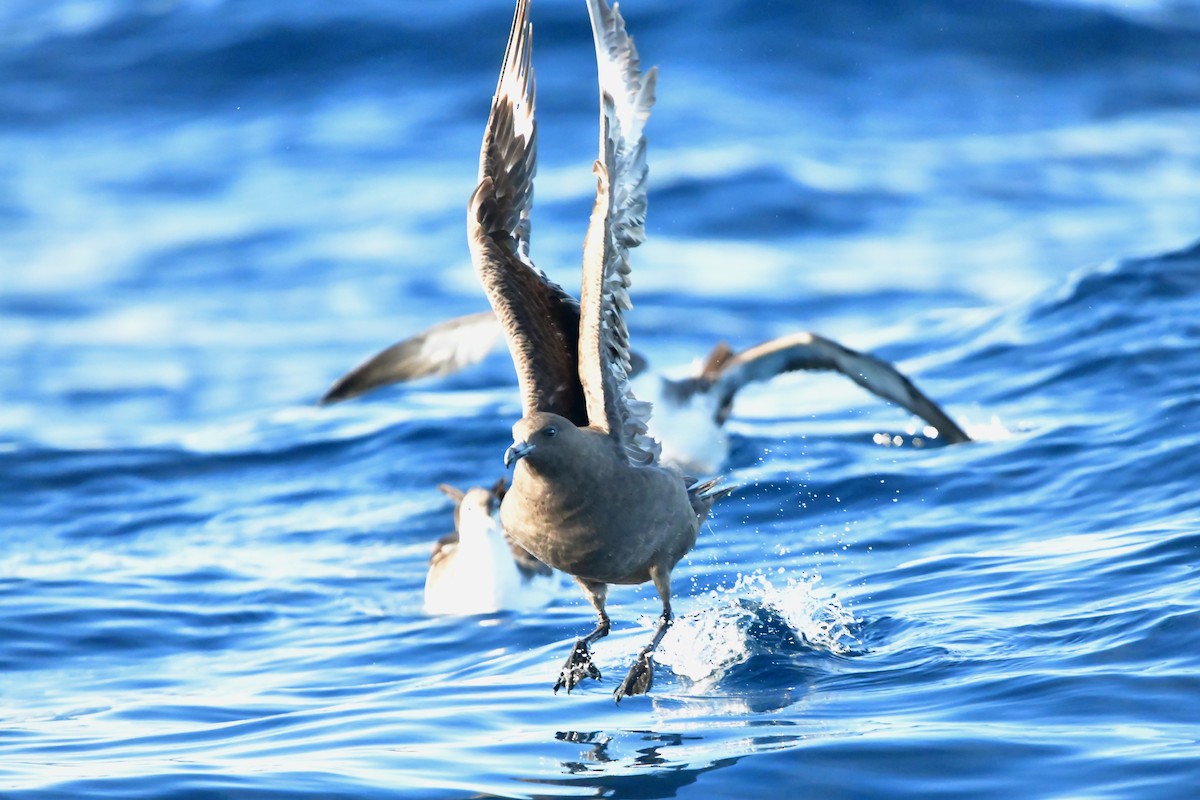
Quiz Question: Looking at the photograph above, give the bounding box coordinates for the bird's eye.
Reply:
[544,426,558,438]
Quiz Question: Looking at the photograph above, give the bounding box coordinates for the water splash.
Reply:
[653,571,860,685]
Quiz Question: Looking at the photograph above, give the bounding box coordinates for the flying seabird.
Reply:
[422,479,558,616]
[467,0,727,700]
[638,332,971,472]
[320,313,971,473]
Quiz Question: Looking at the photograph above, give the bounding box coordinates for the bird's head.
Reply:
[505,412,577,470]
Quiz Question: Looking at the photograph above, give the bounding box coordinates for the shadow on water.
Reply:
[527,714,820,799]
[531,729,744,799]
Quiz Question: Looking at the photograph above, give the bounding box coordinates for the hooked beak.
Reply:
[504,440,535,468]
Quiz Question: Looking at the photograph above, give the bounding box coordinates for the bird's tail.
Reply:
[685,476,736,518]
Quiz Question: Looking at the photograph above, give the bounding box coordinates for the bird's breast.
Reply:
[500,462,697,585]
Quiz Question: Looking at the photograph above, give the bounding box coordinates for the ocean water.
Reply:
[4,0,1200,797]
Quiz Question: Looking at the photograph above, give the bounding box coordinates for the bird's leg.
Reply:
[615,565,674,702]
[554,579,609,694]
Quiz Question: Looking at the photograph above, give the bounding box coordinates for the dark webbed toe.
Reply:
[614,651,654,702]
[554,639,602,693]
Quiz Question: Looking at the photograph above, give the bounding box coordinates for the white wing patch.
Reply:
[419,312,506,373]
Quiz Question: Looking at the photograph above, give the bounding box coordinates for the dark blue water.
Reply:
[4,0,1200,797]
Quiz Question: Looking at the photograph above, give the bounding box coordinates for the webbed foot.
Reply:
[613,650,654,702]
[553,639,602,694]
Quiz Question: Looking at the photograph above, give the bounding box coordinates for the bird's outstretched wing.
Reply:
[319,312,504,405]
[468,0,588,426]
[578,0,660,465]
[709,332,972,443]
[318,309,650,406]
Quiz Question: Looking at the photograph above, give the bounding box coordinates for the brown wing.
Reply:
[467,0,587,426]
[710,332,972,443]
[577,0,660,464]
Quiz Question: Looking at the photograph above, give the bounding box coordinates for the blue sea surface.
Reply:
[3,0,1200,797]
